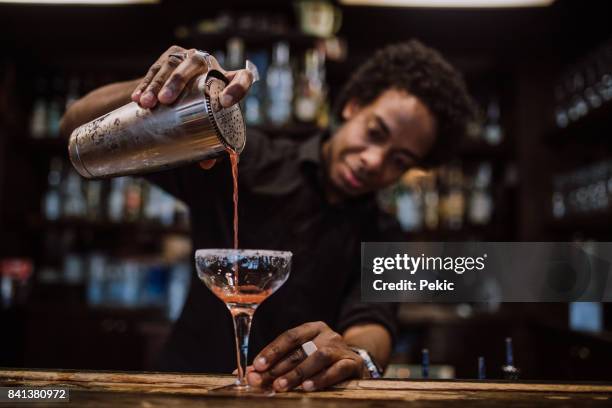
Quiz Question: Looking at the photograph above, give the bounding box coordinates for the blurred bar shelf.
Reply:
[251,123,323,139]
[28,216,191,237]
[403,225,495,241]
[458,140,511,161]
[183,30,320,51]
[22,301,171,371]
[543,102,612,145]
[13,136,68,156]
[547,213,612,235]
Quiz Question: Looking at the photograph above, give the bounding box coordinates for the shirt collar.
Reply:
[297,131,327,166]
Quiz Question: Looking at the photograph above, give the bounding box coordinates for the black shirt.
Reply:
[148,129,401,373]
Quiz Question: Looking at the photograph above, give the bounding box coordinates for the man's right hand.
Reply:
[131,45,254,170]
[131,45,254,110]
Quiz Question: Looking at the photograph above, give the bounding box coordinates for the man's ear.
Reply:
[342,98,362,120]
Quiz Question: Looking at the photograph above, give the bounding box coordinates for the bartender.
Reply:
[60,40,476,392]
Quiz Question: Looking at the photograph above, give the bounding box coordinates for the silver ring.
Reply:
[168,52,187,61]
[301,341,317,357]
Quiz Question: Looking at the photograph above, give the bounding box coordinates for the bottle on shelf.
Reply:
[551,180,566,220]
[483,99,503,145]
[468,163,494,225]
[422,172,439,231]
[266,41,294,126]
[86,253,107,306]
[294,47,326,124]
[552,38,612,129]
[144,182,178,226]
[108,177,127,223]
[62,169,87,219]
[226,37,245,71]
[441,164,465,230]
[85,180,104,221]
[553,84,569,129]
[30,77,48,139]
[46,76,64,138]
[43,157,63,221]
[167,262,191,321]
[396,177,423,232]
[63,252,85,285]
[550,160,610,219]
[244,50,268,126]
[123,177,143,222]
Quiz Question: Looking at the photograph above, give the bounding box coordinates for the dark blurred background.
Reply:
[0,0,611,381]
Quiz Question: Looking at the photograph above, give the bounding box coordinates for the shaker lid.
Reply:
[204,70,246,154]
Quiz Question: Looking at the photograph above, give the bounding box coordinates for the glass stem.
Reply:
[230,309,254,386]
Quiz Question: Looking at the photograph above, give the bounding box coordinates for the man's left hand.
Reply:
[246,321,366,392]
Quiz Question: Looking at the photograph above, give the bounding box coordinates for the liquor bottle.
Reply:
[86,253,107,306]
[226,37,245,71]
[396,187,422,232]
[144,183,162,223]
[43,157,63,221]
[30,78,48,139]
[47,76,64,138]
[483,99,503,145]
[468,163,493,225]
[108,177,127,222]
[266,42,294,126]
[62,169,87,219]
[244,50,268,126]
[294,48,325,123]
[85,180,103,221]
[123,177,143,222]
[443,165,465,230]
[160,191,176,227]
[553,84,569,128]
[569,69,589,121]
[167,262,191,321]
[423,172,439,230]
[63,253,84,284]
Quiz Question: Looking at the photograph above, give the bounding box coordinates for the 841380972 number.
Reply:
[1,387,69,402]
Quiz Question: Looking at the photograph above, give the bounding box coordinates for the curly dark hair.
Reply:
[333,40,479,167]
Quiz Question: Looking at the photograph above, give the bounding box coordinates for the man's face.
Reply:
[324,88,437,197]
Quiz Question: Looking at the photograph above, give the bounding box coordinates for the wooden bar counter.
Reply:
[1,368,611,407]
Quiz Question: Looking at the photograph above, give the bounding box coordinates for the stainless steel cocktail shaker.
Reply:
[68,69,246,179]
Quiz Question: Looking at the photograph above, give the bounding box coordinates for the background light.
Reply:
[339,0,555,8]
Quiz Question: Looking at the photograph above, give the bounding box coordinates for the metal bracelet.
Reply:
[351,347,383,379]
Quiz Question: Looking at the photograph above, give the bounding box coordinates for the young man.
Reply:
[61,40,476,392]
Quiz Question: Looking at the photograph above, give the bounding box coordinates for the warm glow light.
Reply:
[340,0,555,7]
[0,0,158,4]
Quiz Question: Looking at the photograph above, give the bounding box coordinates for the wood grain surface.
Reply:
[1,368,611,407]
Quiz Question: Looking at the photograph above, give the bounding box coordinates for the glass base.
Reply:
[210,383,275,397]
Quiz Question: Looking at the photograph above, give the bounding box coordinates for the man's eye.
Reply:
[368,129,385,141]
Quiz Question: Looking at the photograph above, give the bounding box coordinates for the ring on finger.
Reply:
[168,52,187,61]
[301,341,318,357]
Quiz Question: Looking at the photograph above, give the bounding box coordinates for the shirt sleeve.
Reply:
[336,276,399,347]
[336,208,405,346]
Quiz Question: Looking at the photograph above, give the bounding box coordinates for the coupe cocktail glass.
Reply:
[195,249,292,393]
